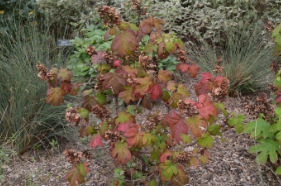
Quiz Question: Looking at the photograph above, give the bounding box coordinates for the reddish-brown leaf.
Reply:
[165,110,189,144]
[159,149,174,163]
[46,87,64,106]
[196,94,218,120]
[142,94,152,110]
[176,63,189,73]
[122,65,138,76]
[81,96,97,111]
[117,121,135,132]
[158,69,171,84]
[58,68,72,82]
[119,86,137,104]
[89,133,103,148]
[147,84,162,100]
[102,70,127,94]
[61,81,72,95]
[135,77,153,96]
[66,162,89,186]
[91,51,104,64]
[111,29,139,57]
[111,142,132,164]
[188,63,200,78]
[124,127,142,148]
[186,115,207,137]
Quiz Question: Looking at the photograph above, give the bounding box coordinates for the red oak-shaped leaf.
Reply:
[124,127,142,148]
[61,81,72,95]
[119,86,137,104]
[143,42,158,53]
[58,68,72,82]
[188,63,200,78]
[158,69,171,84]
[135,77,153,96]
[176,63,189,73]
[122,65,138,76]
[149,31,161,43]
[81,96,97,111]
[115,111,135,125]
[194,81,210,96]
[159,149,174,163]
[147,84,162,100]
[171,165,189,186]
[186,115,207,137]
[91,51,104,64]
[111,141,132,164]
[111,29,138,57]
[102,70,127,94]
[140,16,165,33]
[66,162,89,186]
[117,121,135,132]
[140,132,156,146]
[46,87,64,106]
[196,94,218,120]
[159,160,177,182]
[89,132,103,149]
[200,72,214,83]
[165,110,189,144]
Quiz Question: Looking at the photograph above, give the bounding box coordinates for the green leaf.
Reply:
[243,119,270,138]
[111,142,132,164]
[215,103,228,117]
[143,42,158,53]
[76,108,89,118]
[275,166,281,175]
[126,105,136,115]
[197,133,214,148]
[171,165,189,186]
[181,133,192,144]
[58,68,72,82]
[115,111,135,125]
[248,137,281,164]
[159,160,177,182]
[95,91,106,106]
[46,87,64,106]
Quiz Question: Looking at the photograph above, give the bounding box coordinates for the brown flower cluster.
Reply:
[63,149,83,165]
[243,93,275,121]
[139,54,157,75]
[65,107,80,123]
[36,64,54,81]
[94,74,104,90]
[144,113,162,132]
[176,49,188,63]
[92,104,110,120]
[177,100,198,117]
[103,50,115,66]
[104,130,122,143]
[268,83,278,93]
[264,21,274,32]
[213,56,223,74]
[270,61,280,75]
[97,5,122,28]
[82,150,92,160]
[126,74,138,86]
[86,45,95,55]
[175,152,193,166]
[212,77,229,102]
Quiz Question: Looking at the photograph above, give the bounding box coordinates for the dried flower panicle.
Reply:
[175,152,193,166]
[270,61,280,75]
[177,99,198,117]
[86,45,95,55]
[103,50,115,66]
[82,150,92,160]
[65,107,80,123]
[212,77,229,102]
[92,104,110,120]
[139,54,157,75]
[126,74,138,86]
[213,56,223,74]
[36,64,54,81]
[97,5,122,28]
[176,49,188,63]
[94,74,104,90]
[264,21,274,32]
[243,93,275,122]
[104,130,121,143]
[63,149,82,165]
[144,113,162,132]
